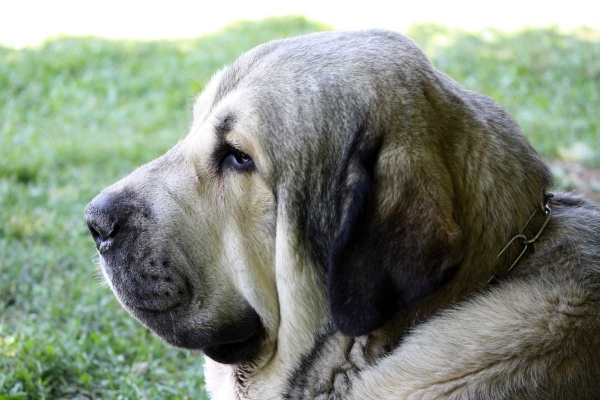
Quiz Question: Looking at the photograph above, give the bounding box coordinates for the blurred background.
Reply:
[1,1,598,398]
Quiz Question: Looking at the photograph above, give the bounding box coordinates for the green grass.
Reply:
[0,16,330,399]
[409,24,600,167]
[0,16,598,399]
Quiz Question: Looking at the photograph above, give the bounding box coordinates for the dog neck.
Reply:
[424,80,554,302]
[221,216,330,400]
[364,91,556,351]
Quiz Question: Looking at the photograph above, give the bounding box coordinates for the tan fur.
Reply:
[85,30,600,400]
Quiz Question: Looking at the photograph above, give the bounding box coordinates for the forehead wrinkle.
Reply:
[180,122,218,175]
[197,88,247,143]
[214,111,236,140]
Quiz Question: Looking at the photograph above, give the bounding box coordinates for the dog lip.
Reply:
[134,301,182,314]
[203,326,264,364]
[169,309,265,364]
[208,323,262,347]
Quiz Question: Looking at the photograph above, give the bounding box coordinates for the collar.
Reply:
[488,192,553,284]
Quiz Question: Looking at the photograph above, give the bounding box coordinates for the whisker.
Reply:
[169,311,177,340]
[94,267,109,288]
[90,249,109,287]
[179,72,202,91]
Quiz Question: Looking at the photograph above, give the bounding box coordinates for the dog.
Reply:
[84,30,600,399]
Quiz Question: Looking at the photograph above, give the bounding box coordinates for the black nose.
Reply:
[84,192,120,250]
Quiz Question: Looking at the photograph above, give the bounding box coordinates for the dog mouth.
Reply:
[203,325,264,364]
[100,257,265,364]
[135,301,265,365]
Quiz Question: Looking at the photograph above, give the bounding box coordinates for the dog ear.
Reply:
[327,136,463,337]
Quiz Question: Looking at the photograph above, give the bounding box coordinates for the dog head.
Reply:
[84,30,551,367]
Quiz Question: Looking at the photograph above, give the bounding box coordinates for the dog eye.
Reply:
[222,148,255,172]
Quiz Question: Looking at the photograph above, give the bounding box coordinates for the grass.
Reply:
[409,24,600,167]
[0,16,331,399]
[0,15,598,399]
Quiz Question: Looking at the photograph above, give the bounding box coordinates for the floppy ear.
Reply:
[328,136,463,337]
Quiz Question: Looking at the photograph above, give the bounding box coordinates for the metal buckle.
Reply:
[488,193,553,284]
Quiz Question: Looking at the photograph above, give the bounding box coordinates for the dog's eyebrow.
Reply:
[214,112,236,138]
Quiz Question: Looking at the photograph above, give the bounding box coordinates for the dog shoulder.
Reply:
[348,272,600,400]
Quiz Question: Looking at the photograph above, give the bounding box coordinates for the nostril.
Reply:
[103,223,117,240]
[88,224,101,240]
[86,218,118,242]
[84,192,121,247]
